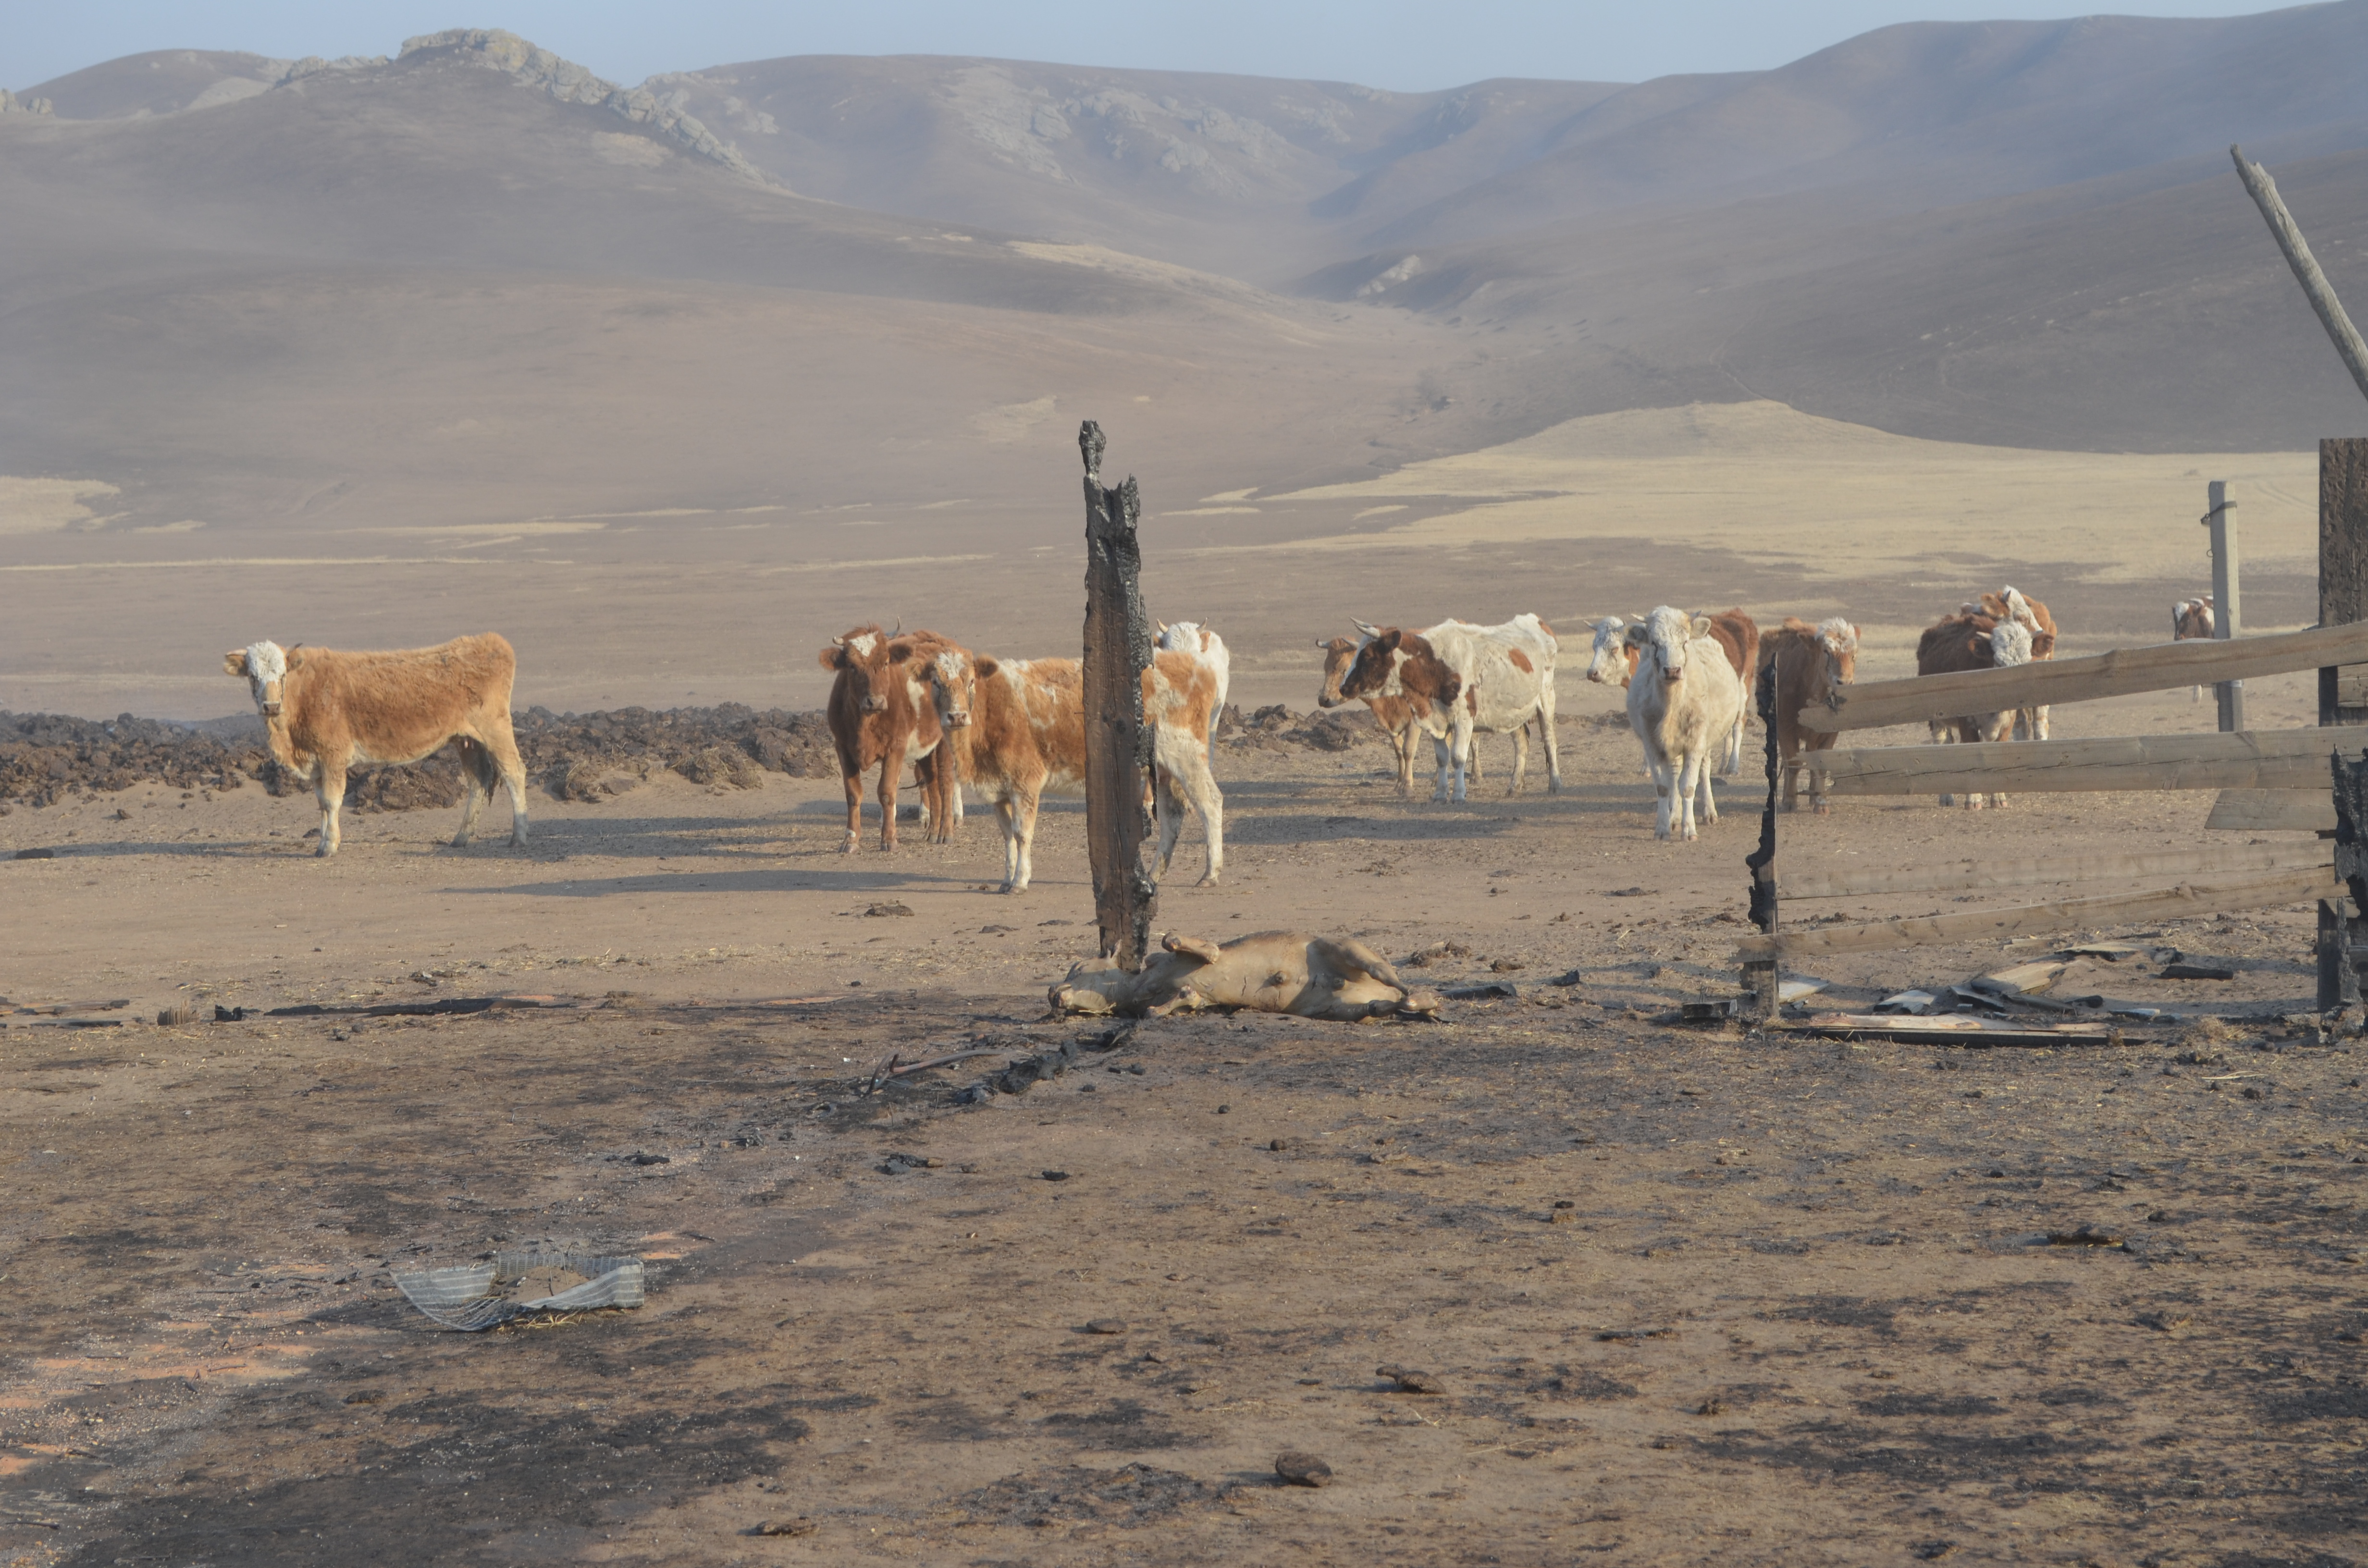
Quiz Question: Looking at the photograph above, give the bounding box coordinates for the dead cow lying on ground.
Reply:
[223,633,528,856]
[1052,931,1444,1020]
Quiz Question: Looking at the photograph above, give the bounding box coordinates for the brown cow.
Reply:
[1756,616,1860,813]
[817,625,958,853]
[1915,612,2034,808]
[922,646,1222,892]
[222,634,527,857]
[2173,595,2215,702]
[1051,930,1443,1021]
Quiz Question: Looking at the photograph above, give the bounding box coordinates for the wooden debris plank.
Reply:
[2205,789,2336,832]
[1813,725,2368,797]
[1780,842,2329,900]
[1734,865,2338,961]
[1796,622,2368,735]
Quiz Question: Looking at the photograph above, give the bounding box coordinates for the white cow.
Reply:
[1335,614,1561,801]
[1156,620,1230,766]
[1628,606,1746,841]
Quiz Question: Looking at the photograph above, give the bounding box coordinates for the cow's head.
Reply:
[223,640,294,720]
[916,642,979,731]
[1583,616,1636,687]
[1337,624,1459,709]
[819,625,890,713]
[1639,606,1705,686]
[1314,635,1363,708]
[1158,620,1218,658]
[2172,595,2215,640]
[1988,619,2034,668]
[1815,618,1860,689]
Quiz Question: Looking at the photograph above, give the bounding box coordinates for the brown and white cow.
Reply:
[222,633,528,857]
[818,625,958,853]
[1756,616,1860,813]
[1916,611,2035,808]
[1317,635,1449,796]
[1701,607,1760,772]
[1331,614,1560,801]
[1583,615,1645,688]
[1972,587,2057,740]
[924,646,1223,893]
[2173,594,2215,701]
[1627,606,1746,841]
[1157,621,1229,767]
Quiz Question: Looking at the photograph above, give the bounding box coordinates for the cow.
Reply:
[1973,587,2057,740]
[922,646,1222,893]
[222,633,527,857]
[1051,930,1443,1021]
[817,625,958,853]
[1627,606,1746,841]
[1702,607,1760,772]
[1916,612,2035,808]
[1315,634,1468,796]
[2173,594,2216,701]
[1157,621,1230,767]
[1756,617,1860,813]
[1330,614,1561,801]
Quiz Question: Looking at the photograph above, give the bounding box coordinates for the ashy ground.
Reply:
[5,698,2366,1567]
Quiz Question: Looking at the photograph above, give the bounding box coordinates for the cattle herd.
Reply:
[214,579,2118,875]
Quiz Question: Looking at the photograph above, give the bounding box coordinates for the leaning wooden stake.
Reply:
[1739,659,1781,1020]
[1078,420,1157,969]
[2232,145,2368,411]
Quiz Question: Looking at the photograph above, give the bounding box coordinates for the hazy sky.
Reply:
[11,0,2310,94]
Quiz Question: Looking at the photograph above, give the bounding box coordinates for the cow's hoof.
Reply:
[1812,803,1831,816]
[839,839,857,855]
[1196,874,1220,888]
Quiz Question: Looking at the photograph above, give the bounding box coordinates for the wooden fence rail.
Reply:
[1813,725,2368,798]
[1796,621,2368,735]
[1736,865,2339,961]
[1780,842,2329,901]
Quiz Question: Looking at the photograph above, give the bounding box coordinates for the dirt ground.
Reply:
[6,686,2367,1567]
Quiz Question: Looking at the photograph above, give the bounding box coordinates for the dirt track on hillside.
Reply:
[5,701,2365,1567]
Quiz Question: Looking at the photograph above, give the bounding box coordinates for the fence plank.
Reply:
[1797,622,2368,735]
[2206,788,2336,832]
[1735,866,2339,960]
[1780,843,2328,900]
[1813,725,2368,797]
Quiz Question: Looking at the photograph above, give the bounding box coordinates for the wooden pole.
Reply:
[2319,439,2368,1003]
[2232,146,2368,411]
[2205,480,2245,732]
[1740,658,1780,1020]
[1079,420,1157,969]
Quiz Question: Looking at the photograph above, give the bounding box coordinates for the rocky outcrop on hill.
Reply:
[398,29,770,185]
[0,89,55,115]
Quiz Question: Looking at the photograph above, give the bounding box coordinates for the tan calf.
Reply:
[222,633,527,857]
[818,625,959,852]
[1051,930,1443,1021]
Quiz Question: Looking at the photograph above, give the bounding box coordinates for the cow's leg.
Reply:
[1507,722,1528,796]
[1394,725,1417,796]
[991,796,1022,891]
[316,761,347,857]
[451,738,489,847]
[1010,789,1043,892]
[1697,747,1719,828]
[1670,751,1700,841]
[483,723,530,846]
[839,762,863,854]
[1429,731,1453,802]
[1539,686,1562,794]
[1166,746,1223,886]
[1451,712,1475,802]
[1151,765,1184,882]
[876,742,905,851]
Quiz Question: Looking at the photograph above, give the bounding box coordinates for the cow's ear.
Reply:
[819,646,847,672]
[886,640,914,664]
[284,649,307,670]
[223,650,249,676]
[1690,615,1714,638]
[974,657,999,679]
[1379,630,1403,651]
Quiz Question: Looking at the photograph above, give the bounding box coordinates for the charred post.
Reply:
[1079,420,1157,968]
[2320,440,2368,1005]
[1740,658,1782,1020]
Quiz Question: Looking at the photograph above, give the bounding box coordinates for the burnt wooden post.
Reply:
[2204,482,2245,732]
[1079,420,1157,968]
[2321,441,2368,1005]
[1739,658,1782,1020]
